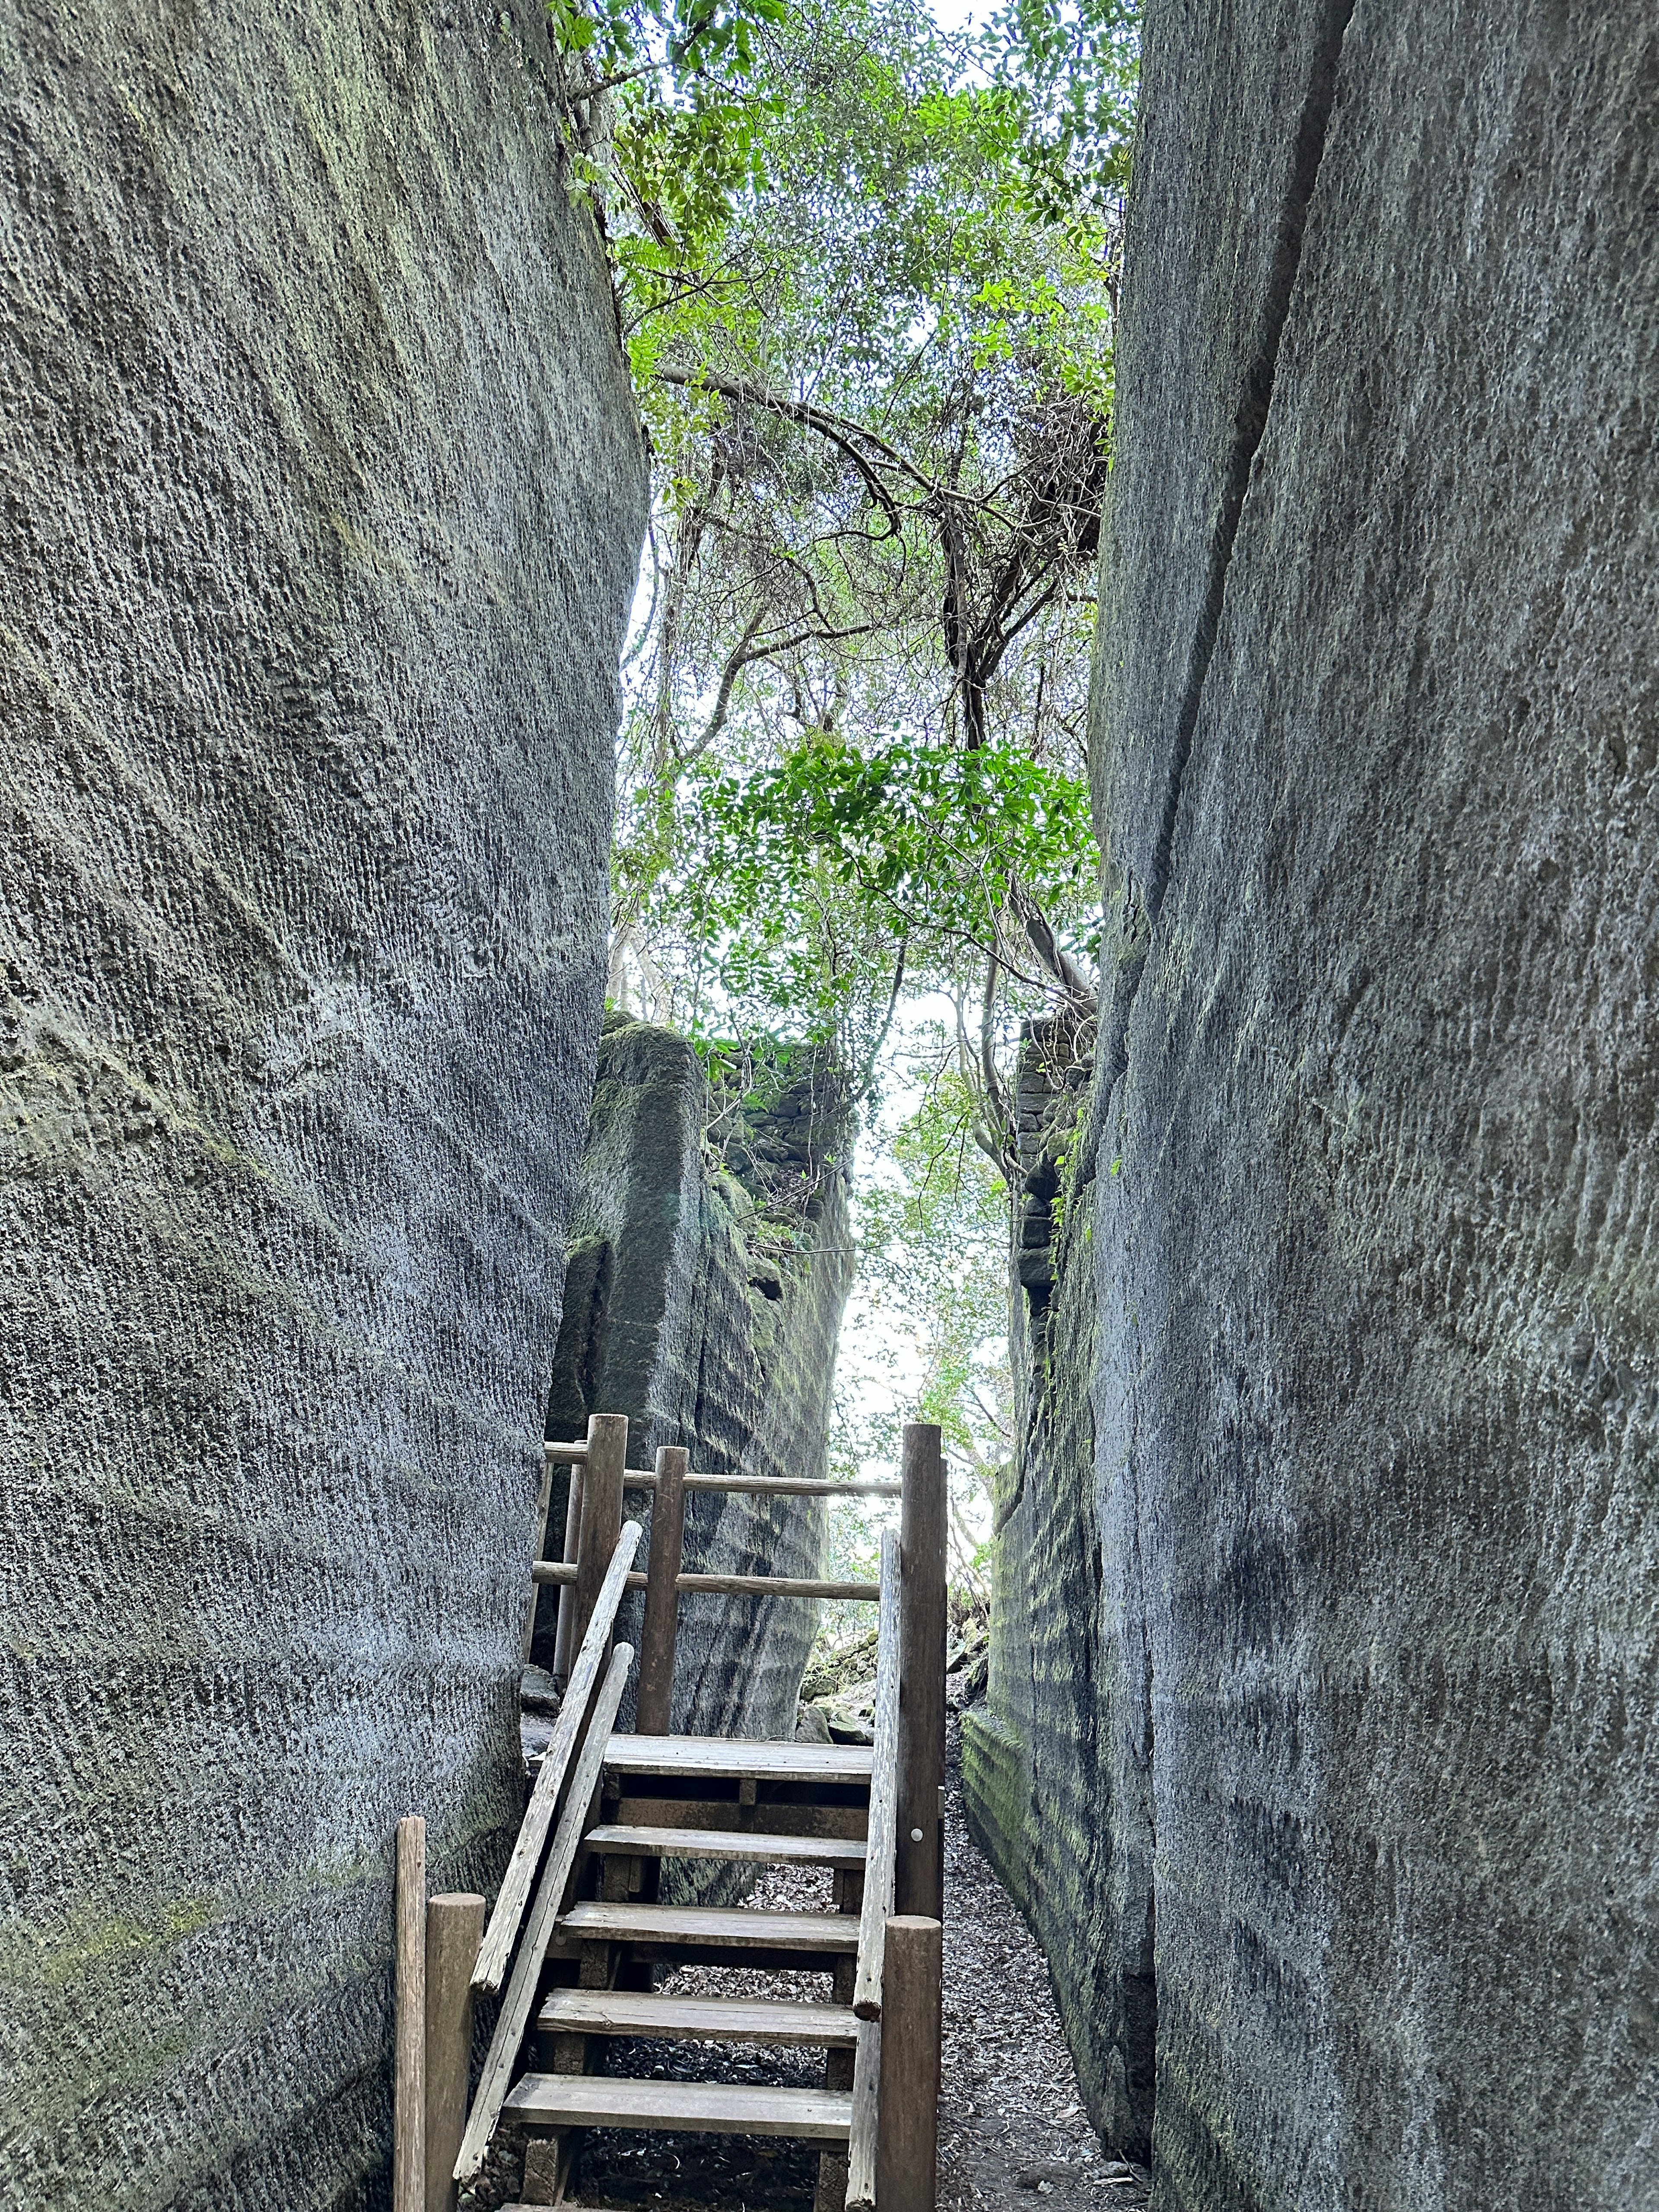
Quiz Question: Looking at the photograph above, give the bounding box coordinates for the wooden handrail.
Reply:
[532,1561,647,1589]
[472,1522,642,1995]
[851,1528,901,2022]
[530,1560,881,1603]
[684,1474,902,1497]
[455,1643,635,2185]
[677,1570,882,1601]
[542,1443,900,1500]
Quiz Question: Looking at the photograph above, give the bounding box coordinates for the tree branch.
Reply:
[657,366,906,537]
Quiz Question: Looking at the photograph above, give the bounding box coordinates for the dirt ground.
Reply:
[549,1710,1148,2212]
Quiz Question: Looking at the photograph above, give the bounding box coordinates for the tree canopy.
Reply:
[540,0,1136,1503]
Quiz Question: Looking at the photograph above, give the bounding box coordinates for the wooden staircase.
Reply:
[432,1416,947,2212]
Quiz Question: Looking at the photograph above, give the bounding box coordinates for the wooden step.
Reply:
[537,1988,859,2047]
[504,2073,852,2140]
[583,1822,867,1870]
[612,1793,868,1842]
[603,1733,874,1787]
[557,1901,861,1953]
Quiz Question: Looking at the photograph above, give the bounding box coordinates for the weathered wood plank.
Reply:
[551,1464,899,1499]
[682,1475,901,1498]
[602,1735,873,1786]
[852,1529,901,2023]
[521,1457,554,1666]
[473,1524,642,1996]
[532,1560,646,1588]
[677,1571,880,1602]
[582,1823,866,1869]
[394,1818,426,2212]
[503,2075,852,2141]
[611,1795,868,1841]
[454,1646,635,2186]
[550,1456,586,1688]
[636,1444,688,1734]
[536,1564,879,1599]
[536,1990,859,2047]
[845,2017,880,2212]
[557,1901,860,1953]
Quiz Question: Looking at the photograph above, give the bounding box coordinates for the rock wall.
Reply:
[968,5,1659,2208]
[540,1017,855,1752]
[0,2,646,2205]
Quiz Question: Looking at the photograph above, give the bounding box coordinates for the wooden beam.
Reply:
[546,1458,900,1500]
[521,1457,554,1666]
[473,1522,642,1995]
[454,1643,636,2186]
[533,1560,645,1588]
[636,1444,688,1733]
[610,1795,868,1840]
[874,1916,943,2211]
[683,1475,902,1498]
[549,1456,586,1689]
[535,1565,880,1602]
[572,1411,627,1653]
[852,1529,901,2023]
[896,1422,947,1922]
[582,1821,866,1869]
[557,1899,861,1952]
[394,1817,426,2212]
[423,1893,483,2212]
[601,1734,874,1786]
[845,2017,880,2212]
[676,1571,880,1602]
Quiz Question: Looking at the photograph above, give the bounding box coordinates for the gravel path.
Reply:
[556,1709,1147,2211]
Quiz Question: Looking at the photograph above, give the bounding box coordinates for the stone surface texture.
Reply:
[539,1017,855,1769]
[967,5,1659,2209]
[0,1,645,2205]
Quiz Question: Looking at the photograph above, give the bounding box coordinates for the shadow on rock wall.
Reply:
[0,1,645,2205]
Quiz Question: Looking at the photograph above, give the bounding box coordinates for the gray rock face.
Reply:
[0,2,645,2205]
[539,1018,855,1750]
[969,5,1659,2208]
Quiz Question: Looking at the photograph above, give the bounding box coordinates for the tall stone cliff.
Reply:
[0,2,646,2205]
[539,1018,855,1754]
[967,6,1659,2208]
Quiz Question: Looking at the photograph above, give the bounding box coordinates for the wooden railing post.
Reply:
[636,1444,688,1734]
[521,1456,554,1666]
[423,1892,484,2212]
[572,1413,627,1655]
[875,1915,943,2212]
[394,1816,427,2212]
[550,1457,586,1688]
[896,1422,946,1922]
